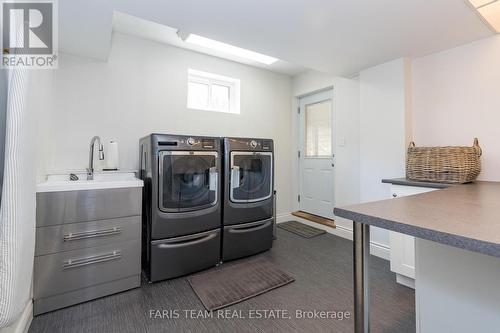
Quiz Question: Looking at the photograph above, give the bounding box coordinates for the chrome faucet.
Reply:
[87,136,105,180]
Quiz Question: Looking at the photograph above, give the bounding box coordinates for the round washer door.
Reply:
[159,151,218,212]
[230,151,273,203]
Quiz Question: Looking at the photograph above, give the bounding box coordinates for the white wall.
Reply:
[359,58,412,247]
[36,32,293,215]
[291,71,361,238]
[413,35,500,181]
[30,70,55,184]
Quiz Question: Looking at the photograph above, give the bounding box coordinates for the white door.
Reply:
[299,89,334,219]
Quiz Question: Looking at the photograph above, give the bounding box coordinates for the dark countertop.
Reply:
[334,181,500,258]
[381,178,457,189]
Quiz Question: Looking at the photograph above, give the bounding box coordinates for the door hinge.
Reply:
[298,150,301,158]
[298,195,301,202]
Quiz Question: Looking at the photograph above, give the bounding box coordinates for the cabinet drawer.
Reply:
[150,229,221,282]
[34,239,140,299]
[36,187,142,227]
[35,216,140,256]
[391,185,437,198]
[222,219,273,261]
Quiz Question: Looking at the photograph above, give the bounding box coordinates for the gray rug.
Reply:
[278,220,326,238]
[188,256,295,311]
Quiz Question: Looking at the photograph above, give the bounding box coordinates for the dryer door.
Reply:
[230,152,273,203]
[159,151,218,212]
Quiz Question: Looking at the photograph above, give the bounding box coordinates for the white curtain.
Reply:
[0,53,36,328]
[0,70,6,200]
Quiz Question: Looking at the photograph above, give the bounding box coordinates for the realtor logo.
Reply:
[1,0,58,68]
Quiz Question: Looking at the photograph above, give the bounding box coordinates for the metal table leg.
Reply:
[353,221,370,333]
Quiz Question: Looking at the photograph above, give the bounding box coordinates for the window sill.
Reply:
[187,106,240,115]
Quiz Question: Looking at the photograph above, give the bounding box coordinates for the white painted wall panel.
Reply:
[359,58,411,247]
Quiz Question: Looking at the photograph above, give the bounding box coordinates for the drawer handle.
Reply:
[62,250,122,269]
[229,220,272,234]
[63,227,123,241]
[157,232,217,249]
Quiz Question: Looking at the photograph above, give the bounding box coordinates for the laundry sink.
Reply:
[36,170,143,192]
[34,169,143,314]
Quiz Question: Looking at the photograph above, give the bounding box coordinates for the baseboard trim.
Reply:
[277,213,390,260]
[291,211,336,228]
[0,301,33,333]
[369,241,391,261]
[396,274,415,289]
[276,213,294,223]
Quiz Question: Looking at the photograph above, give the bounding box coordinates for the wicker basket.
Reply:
[406,138,482,184]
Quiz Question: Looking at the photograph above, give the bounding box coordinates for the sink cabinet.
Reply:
[34,185,142,315]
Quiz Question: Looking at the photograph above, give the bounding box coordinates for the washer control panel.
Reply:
[155,135,218,150]
[241,139,272,150]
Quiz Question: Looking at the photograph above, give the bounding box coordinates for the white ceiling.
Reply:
[61,0,493,76]
[112,12,306,76]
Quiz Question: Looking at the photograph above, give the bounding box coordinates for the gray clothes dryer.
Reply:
[222,137,274,261]
[140,134,222,282]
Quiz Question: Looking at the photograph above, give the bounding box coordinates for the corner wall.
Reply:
[359,58,412,248]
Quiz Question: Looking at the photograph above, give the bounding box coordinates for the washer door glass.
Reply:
[159,151,218,212]
[230,152,273,203]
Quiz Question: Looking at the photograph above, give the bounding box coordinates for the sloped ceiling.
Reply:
[59,0,114,60]
[59,0,493,76]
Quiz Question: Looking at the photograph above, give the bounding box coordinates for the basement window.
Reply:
[187,69,240,114]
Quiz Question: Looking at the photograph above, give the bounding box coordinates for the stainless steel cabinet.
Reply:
[34,187,142,315]
[35,216,140,256]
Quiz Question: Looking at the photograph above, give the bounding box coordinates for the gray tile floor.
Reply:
[29,229,415,333]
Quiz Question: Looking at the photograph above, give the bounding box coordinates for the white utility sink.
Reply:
[36,170,144,193]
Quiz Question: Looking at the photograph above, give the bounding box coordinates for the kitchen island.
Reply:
[334,181,500,333]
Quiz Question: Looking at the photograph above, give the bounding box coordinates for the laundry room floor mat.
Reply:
[278,220,326,238]
[188,256,295,311]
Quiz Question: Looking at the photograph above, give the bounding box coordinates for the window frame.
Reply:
[187,69,241,114]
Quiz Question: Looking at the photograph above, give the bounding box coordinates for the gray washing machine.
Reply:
[222,137,274,261]
[140,134,222,282]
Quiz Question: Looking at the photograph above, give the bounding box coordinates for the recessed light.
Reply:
[178,31,278,65]
[468,0,500,32]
